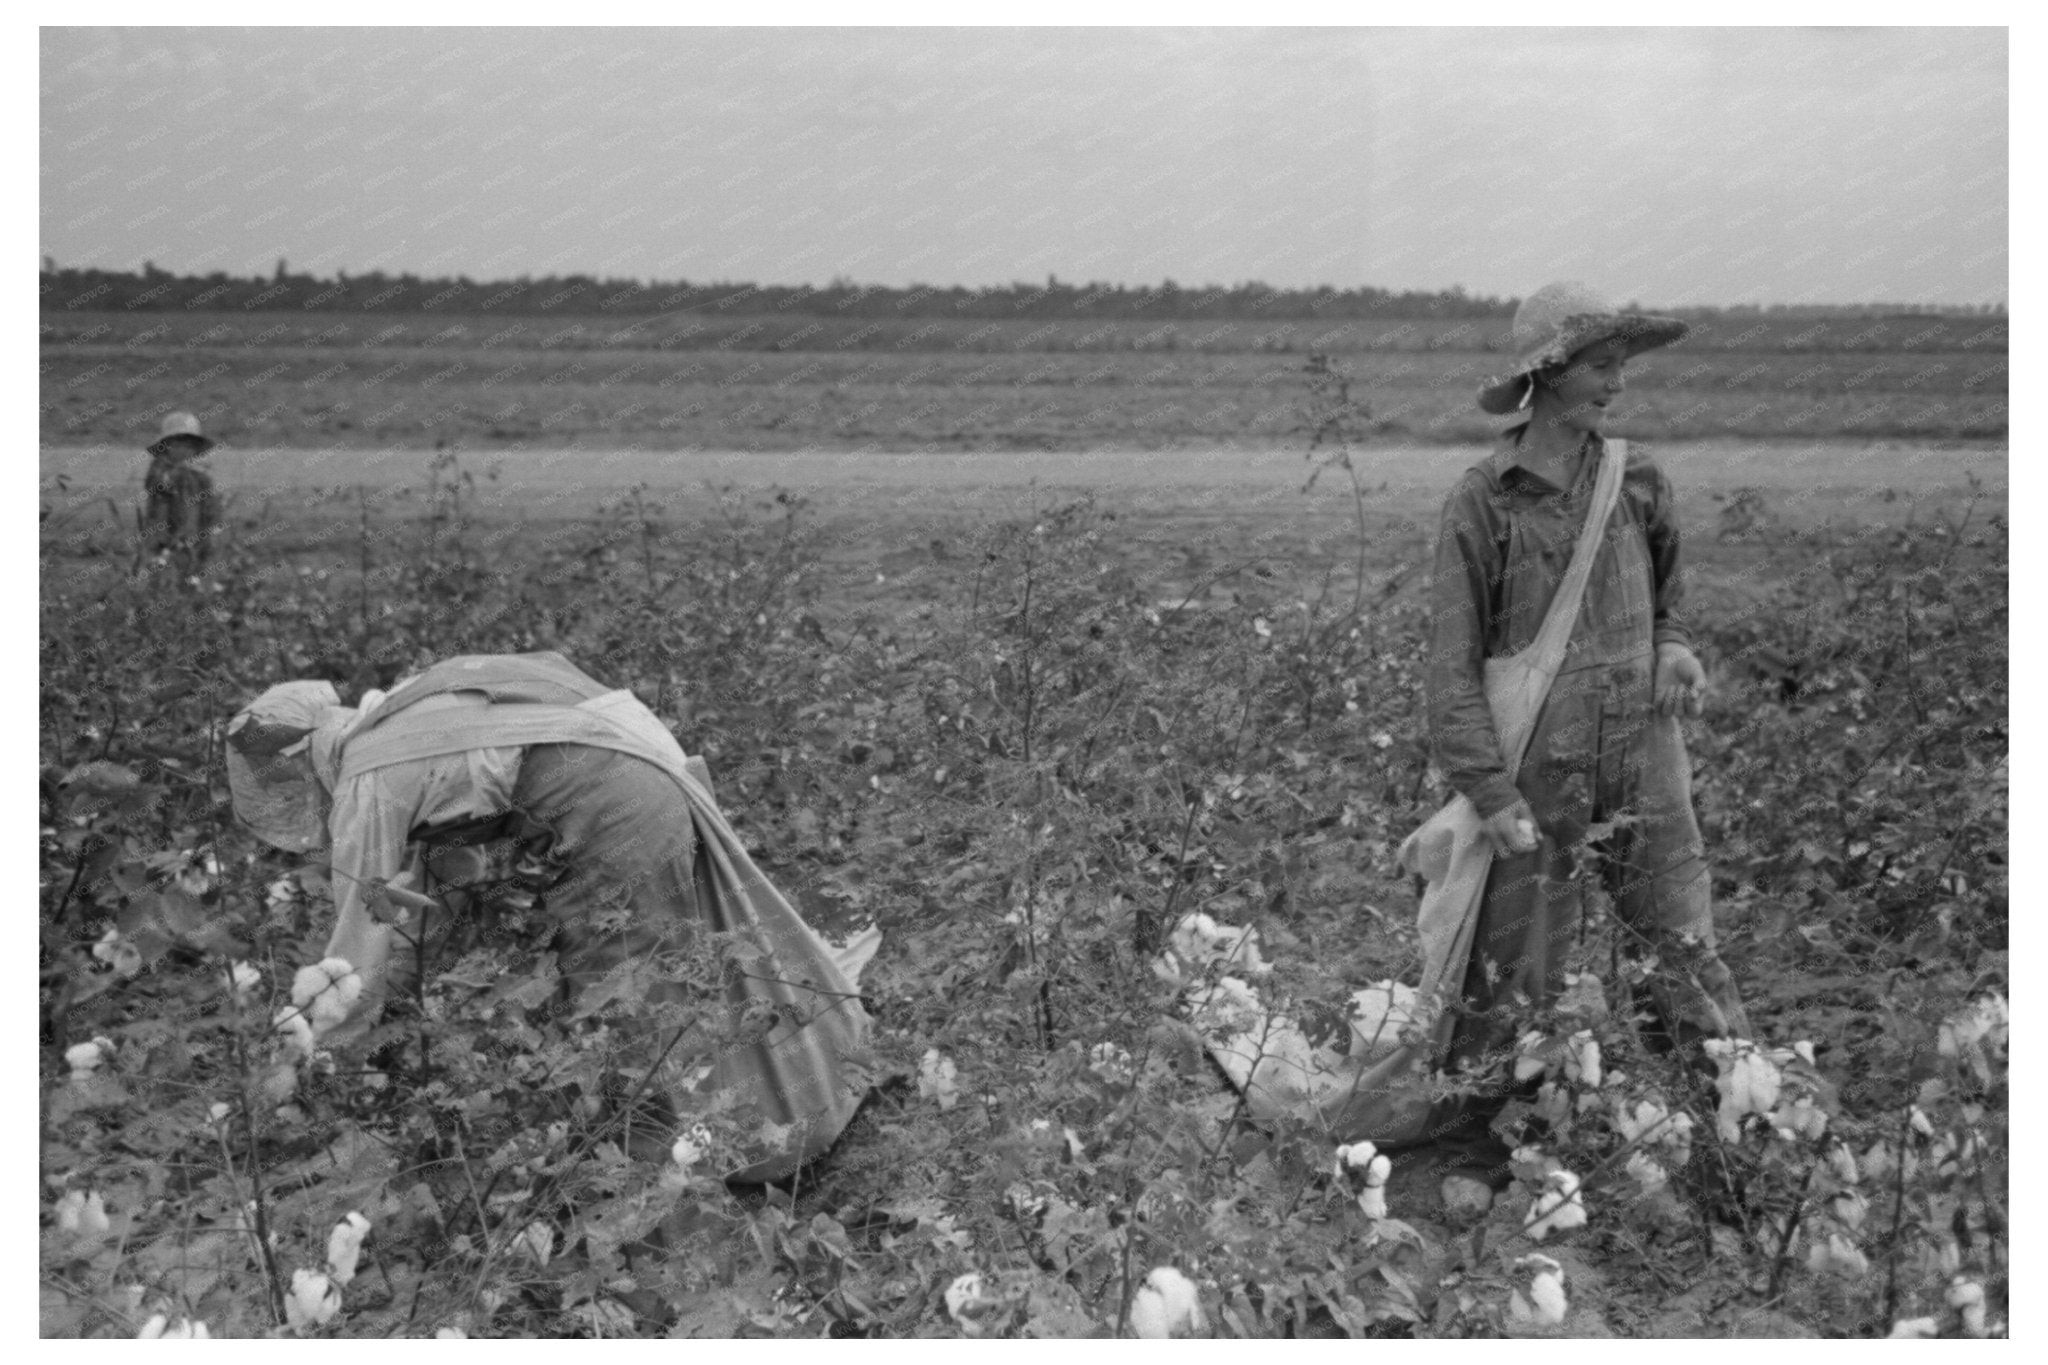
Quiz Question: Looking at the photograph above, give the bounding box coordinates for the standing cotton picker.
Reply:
[1165,284,1751,1218]
[226,651,878,1181]
[141,411,221,570]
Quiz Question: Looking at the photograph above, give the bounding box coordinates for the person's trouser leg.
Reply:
[1424,811,1585,1184]
[1607,714,1750,1052]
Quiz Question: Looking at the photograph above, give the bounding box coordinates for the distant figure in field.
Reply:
[142,411,221,569]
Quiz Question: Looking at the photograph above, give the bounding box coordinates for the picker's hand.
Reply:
[1655,644,1707,718]
[1480,799,1542,858]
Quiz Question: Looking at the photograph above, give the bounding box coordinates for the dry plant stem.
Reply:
[1882,1098,1913,1324]
[1146,771,1203,956]
[1765,1154,1820,1301]
[224,972,287,1327]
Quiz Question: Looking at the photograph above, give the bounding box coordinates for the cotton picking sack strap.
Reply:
[1318,438,1628,1144]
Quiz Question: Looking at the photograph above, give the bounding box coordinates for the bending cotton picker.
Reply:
[226,651,879,1181]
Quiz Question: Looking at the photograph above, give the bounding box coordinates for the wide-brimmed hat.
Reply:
[1476,282,1688,415]
[147,411,216,458]
[226,681,350,853]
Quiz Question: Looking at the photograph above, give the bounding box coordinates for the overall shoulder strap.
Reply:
[1530,437,1626,656]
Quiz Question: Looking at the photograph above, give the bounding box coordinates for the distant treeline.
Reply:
[38,263,2005,323]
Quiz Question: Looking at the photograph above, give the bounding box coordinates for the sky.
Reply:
[39,26,2008,307]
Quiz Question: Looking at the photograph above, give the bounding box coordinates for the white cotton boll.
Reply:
[1936,1238,1962,1276]
[1167,913,1270,978]
[1536,1081,1572,1129]
[231,960,263,996]
[1830,1190,1869,1232]
[1088,1041,1134,1084]
[1612,1097,1661,1144]
[1908,1106,1935,1138]
[291,958,359,1010]
[295,959,362,1032]
[434,1327,467,1339]
[1770,1096,1829,1142]
[55,1190,111,1238]
[65,1037,112,1079]
[1625,1151,1668,1196]
[1334,1141,1391,1216]
[93,928,144,979]
[1888,1317,1940,1338]
[1806,1231,1869,1277]
[1946,1278,1987,1338]
[1335,1140,1380,1175]
[209,1101,232,1124]
[670,1124,713,1172]
[285,1268,341,1333]
[1709,1041,1784,1140]
[513,1222,554,1268]
[137,1315,210,1340]
[1663,1110,1695,1166]
[1129,1266,1205,1339]
[1523,1170,1587,1242]
[273,1007,316,1061]
[1826,1141,1860,1185]
[944,1272,985,1326]
[327,1211,371,1285]
[1509,1254,1568,1326]
[1513,1029,1553,1083]
[917,1049,960,1110]
[1566,1032,1602,1089]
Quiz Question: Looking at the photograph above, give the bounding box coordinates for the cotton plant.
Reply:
[285,1268,341,1334]
[1128,1266,1206,1339]
[670,1124,714,1173]
[1935,992,2008,1085]
[1153,912,1271,988]
[917,1049,960,1110]
[1945,1277,1995,1338]
[1611,1095,1694,1167]
[1623,1150,1669,1197]
[1507,1253,1569,1327]
[91,927,143,979]
[327,1211,371,1285]
[292,957,364,1033]
[1702,1038,1828,1144]
[1335,1140,1394,1220]
[1522,1169,1587,1242]
[54,1189,111,1240]
[1086,1041,1133,1086]
[65,1036,114,1084]
[943,1272,1011,1337]
[137,1315,212,1339]
[1805,1231,1870,1277]
[272,1006,317,1061]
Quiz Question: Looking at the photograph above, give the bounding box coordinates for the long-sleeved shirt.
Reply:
[320,692,520,1027]
[1425,430,1693,819]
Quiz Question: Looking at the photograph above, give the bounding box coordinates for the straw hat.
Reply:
[147,411,216,458]
[1476,282,1688,415]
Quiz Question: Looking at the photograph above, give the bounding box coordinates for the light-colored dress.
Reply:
[311,653,876,1181]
